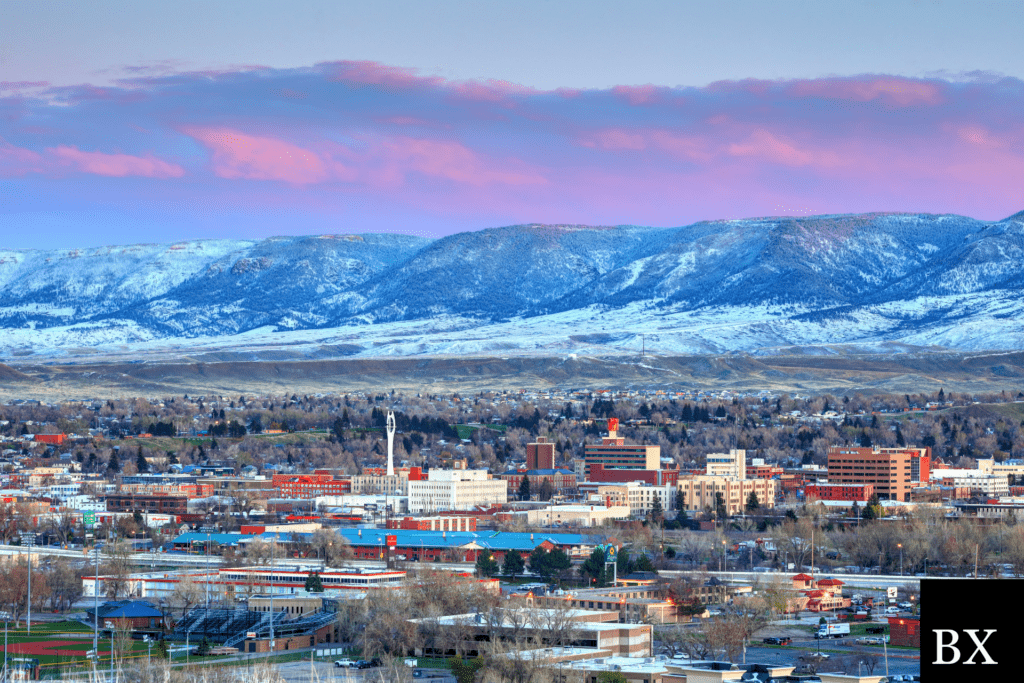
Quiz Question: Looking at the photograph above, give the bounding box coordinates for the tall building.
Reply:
[582,419,660,477]
[826,446,931,502]
[706,449,746,479]
[526,436,556,470]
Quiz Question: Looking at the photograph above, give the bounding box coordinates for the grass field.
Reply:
[0,620,157,676]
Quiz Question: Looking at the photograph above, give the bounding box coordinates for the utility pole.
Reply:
[21,532,34,635]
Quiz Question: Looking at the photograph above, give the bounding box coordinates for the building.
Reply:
[826,446,932,502]
[526,436,556,470]
[747,458,784,479]
[407,469,507,513]
[271,474,352,498]
[505,504,631,528]
[888,616,920,647]
[587,464,679,487]
[85,600,164,630]
[105,494,188,515]
[676,476,777,515]
[408,608,653,658]
[804,483,875,502]
[582,420,660,477]
[498,469,577,497]
[387,515,477,532]
[931,469,1009,496]
[706,449,746,479]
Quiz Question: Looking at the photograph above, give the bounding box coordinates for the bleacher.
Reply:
[171,605,337,647]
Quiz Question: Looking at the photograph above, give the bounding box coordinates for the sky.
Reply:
[1,0,1023,249]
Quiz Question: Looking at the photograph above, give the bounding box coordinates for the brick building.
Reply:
[526,437,556,470]
[499,469,577,496]
[106,494,188,514]
[387,515,477,532]
[804,483,875,502]
[826,446,931,501]
[588,463,679,487]
[579,419,660,478]
[887,616,920,647]
[271,474,352,498]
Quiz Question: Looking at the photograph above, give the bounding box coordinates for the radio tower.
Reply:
[386,410,396,477]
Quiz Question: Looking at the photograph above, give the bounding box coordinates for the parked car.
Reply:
[885,606,901,614]
[898,601,912,609]
[762,637,780,645]
[333,659,356,668]
[355,660,373,669]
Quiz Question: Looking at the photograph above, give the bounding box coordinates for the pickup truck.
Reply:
[762,637,792,645]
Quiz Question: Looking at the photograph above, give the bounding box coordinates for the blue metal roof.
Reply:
[173,528,594,551]
[88,600,163,619]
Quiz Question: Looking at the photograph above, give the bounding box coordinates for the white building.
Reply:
[407,469,507,513]
[706,449,746,479]
[931,469,1009,496]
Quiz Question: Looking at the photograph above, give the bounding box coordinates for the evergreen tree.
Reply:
[649,494,664,526]
[449,657,485,683]
[745,491,760,512]
[714,492,728,521]
[538,478,554,501]
[580,547,607,587]
[136,448,148,473]
[475,550,499,578]
[634,554,656,573]
[518,476,531,501]
[304,572,324,592]
[107,451,120,473]
[502,550,525,578]
[859,430,873,447]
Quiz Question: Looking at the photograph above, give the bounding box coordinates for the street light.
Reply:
[20,532,34,635]
[897,543,903,577]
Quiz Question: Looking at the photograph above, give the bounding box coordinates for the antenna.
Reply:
[386,410,396,477]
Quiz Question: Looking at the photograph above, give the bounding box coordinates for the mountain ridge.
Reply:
[2,211,1023,361]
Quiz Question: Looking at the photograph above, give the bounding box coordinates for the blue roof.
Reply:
[173,529,595,551]
[88,600,163,619]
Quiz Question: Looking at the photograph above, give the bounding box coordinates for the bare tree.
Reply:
[102,540,136,599]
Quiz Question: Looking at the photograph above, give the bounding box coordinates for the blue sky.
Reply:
[2,1,1022,248]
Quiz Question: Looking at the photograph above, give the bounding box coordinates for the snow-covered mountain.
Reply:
[2,211,1023,360]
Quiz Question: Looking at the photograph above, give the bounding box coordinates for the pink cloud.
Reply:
[183,127,349,184]
[378,137,546,187]
[787,77,943,106]
[611,84,662,106]
[50,146,185,178]
[0,138,45,176]
[727,130,841,168]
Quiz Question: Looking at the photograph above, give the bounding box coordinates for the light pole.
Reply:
[93,543,100,664]
[897,543,903,577]
[20,532,34,635]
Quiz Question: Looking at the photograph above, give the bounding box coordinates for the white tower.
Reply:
[386,410,396,477]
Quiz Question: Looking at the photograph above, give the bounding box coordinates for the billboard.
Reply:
[607,418,619,432]
[385,535,397,548]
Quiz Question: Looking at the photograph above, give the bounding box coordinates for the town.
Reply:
[1,385,1021,682]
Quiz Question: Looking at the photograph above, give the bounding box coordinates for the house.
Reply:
[85,600,164,630]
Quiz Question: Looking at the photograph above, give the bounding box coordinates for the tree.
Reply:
[649,494,664,526]
[580,547,608,587]
[102,540,136,599]
[518,477,531,501]
[305,571,324,592]
[715,492,728,521]
[135,449,148,473]
[745,491,760,512]
[502,551,525,579]
[309,527,352,566]
[597,672,628,683]
[476,550,499,578]
[538,478,554,501]
[449,656,485,683]
[167,574,204,625]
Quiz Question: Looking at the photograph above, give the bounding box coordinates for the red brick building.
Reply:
[34,433,66,445]
[387,516,477,532]
[805,483,875,502]
[888,616,920,647]
[588,463,679,487]
[272,474,352,498]
[498,469,577,495]
[526,437,556,470]
[106,494,188,514]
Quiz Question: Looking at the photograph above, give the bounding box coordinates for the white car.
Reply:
[334,659,356,668]
[885,606,901,614]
